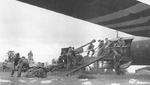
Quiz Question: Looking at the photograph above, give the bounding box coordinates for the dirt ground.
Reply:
[0,71,150,85]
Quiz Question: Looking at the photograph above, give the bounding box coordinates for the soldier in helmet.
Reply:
[97,40,104,56]
[114,38,126,55]
[87,42,95,56]
[2,60,8,72]
[104,38,112,55]
[66,47,75,70]
[28,51,33,64]
[17,56,29,77]
[11,53,21,77]
[115,38,125,47]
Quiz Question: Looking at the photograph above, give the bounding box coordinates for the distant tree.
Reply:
[7,51,15,62]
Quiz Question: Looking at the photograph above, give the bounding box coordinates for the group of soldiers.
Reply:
[1,38,127,77]
[1,50,54,78]
[86,38,127,74]
[56,38,126,71]
[87,38,126,57]
[9,52,48,78]
[57,47,84,70]
[1,51,34,77]
[10,53,29,77]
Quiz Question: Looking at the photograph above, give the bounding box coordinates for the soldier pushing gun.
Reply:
[87,42,95,57]
[11,53,29,77]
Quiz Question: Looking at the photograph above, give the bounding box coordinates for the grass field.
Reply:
[0,62,150,85]
[0,71,150,85]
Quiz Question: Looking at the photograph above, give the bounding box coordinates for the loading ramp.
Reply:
[66,55,106,76]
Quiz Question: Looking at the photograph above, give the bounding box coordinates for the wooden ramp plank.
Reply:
[66,55,106,76]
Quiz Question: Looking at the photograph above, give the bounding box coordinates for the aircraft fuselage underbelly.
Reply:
[131,39,150,65]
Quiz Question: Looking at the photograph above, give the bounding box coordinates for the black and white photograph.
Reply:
[0,0,150,85]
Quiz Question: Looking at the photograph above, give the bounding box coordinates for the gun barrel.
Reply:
[74,39,96,54]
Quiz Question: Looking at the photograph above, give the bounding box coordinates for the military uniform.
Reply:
[114,38,126,55]
[2,61,7,72]
[66,47,75,70]
[97,40,104,56]
[11,53,21,77]
[87,43,95,56]
[25,66,47,78]
[113,38,126,75]
[17,57,29,77]
[104,40,112,55]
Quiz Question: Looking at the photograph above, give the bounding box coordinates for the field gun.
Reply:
[74,39,96,54]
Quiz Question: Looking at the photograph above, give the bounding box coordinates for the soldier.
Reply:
[17,56,29,77]
[87,42,95,56]
[115,38,125,47]
[98,40,104,48]
[66,47,75,70]
[112,38,126,75]
[97,40,104,56]
[25,65,48,78]
[28,51,33,65]
[2,60,7,72]
[104,38,111,48]
[11,53,21,77]
[113,50,122,75]
[115,38,126,55]
[104,38,112,55]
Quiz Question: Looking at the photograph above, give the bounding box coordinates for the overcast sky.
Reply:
[0,0,149,62]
